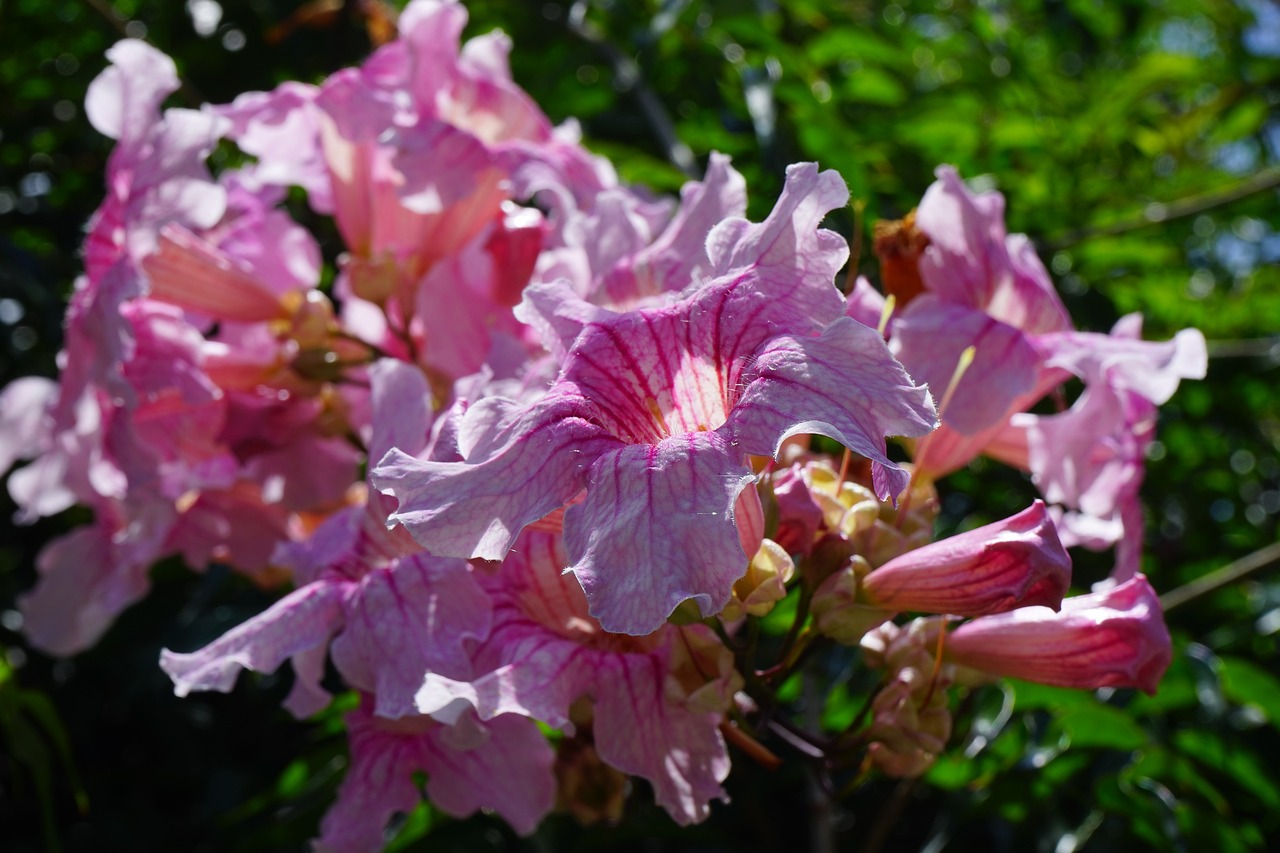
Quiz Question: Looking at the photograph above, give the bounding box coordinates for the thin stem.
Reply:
[1040,165,1280,252]
[919,624,947,709]
[567,1,697,177]
[1206,337,1280,360]
[720,720,783,771]
[837,447,852,486]
[843,199,867,295]
[762,586,813,679]
[860,778,920,853]
[1160,540,1280,612]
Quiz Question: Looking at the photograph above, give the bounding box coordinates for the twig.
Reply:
[80,0,130,37]
[720,720,783,771]
[806,671,834,853]
[1040,165,1280,252]
[566,1,697,177]
[1206,337,1280,360]
[860,778,920,853]
[843,199,867,295]
[1160,540,1280,612]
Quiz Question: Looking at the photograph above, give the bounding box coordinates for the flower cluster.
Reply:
[1,1,1205,848]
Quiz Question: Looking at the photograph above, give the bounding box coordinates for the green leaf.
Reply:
[839,67,907,107]
[1010,680,1098,712]
[1173,729,1280,810]
[1218,655,1280,731]
[276,760,310,797]
[1207,97,1269,145]
[1049,705,1149,751]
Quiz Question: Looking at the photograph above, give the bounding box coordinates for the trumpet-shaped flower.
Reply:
[160,495,489,719]
[993,315,1207,578]
[376,164,936,635]
[891,166,1071,439]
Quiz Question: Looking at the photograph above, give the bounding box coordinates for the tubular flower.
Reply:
[376,164,937,635]
[859,500,1071,616]
[942,574,1172,695]
[890,165,1072,439]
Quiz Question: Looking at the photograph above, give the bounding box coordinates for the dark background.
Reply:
[1,0,1278,850]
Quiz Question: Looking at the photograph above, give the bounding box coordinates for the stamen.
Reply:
[935,345,977,425]
[921,622,948,709]
[896,345,974,524]
[645,397,668,434]
[876,294,897,337]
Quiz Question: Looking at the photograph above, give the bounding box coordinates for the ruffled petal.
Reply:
[20,525,151,656]
[592,650,730,825]
[729,317,936,500]
[159,580,349,696]
[316,703,554,851]
[84,40,178,145]
[374,394,618,560]
[564,433,756,635]
[706,162,849,330]
[330,554,491,718]
[0,377,57,472]
[915,166,1070,334]
[893,296,1039,435]
[1041,317,1207,405]
[601,152,747,304]
[368,358,435,463]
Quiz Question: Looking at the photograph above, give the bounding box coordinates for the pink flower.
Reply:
[376,164,936,635]
[160,496,490,719]
[527,152,747,321]
[892,166,1072,439]
[416,528,739,824]
[83,40,226,282]
[943,574,1172,695]
[994,315,1207,578]
[316,700,554,850]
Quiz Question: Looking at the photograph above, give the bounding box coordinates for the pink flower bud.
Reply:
[943,574,1171,695]
[860,500,1070,616]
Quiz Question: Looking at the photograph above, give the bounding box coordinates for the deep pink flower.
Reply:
[860,500,1071,616]
[943,574,1172,695]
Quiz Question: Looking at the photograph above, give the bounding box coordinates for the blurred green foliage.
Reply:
[1,0,1278,850]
